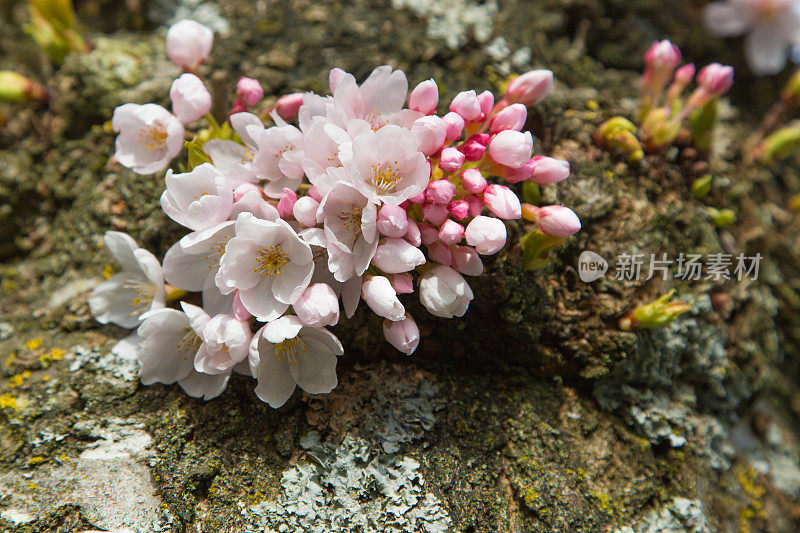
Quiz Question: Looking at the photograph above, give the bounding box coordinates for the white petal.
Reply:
[290,335,339,394]
[178,371,230,400]
[103,231,140,273]
[239,280,287,322]
[111,333,143,360]
[249,328,296,407]
[263,315,304,343]
[703,2,753,36]
[163,241,212,292]
[746,20,789,75]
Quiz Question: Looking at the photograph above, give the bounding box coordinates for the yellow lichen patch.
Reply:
[27,456,45,467]
[523,487,540,506]
[586,99,599,111]
[736,465,767,533]
[39,348,65,368]
[4,354,15,368]
[8,371,30,387]
[0,394,17,411]
[25,338,42,350]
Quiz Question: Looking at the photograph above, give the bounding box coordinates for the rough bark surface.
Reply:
[1,0,799,532]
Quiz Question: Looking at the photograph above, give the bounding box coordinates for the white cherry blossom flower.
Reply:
[216,213,314,322]
[182,303,251,375]
[319,182,379,282]
[349,125,430,205]
[89,231,165,329]
[252,124,306,198]
[136,306,230,400]
[249,315,343,408]
[332,65,420,130]
[160,163,232,231]
[704,0,800,75]
[112,103,184,174]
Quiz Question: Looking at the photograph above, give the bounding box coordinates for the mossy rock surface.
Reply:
[1,0,800,531]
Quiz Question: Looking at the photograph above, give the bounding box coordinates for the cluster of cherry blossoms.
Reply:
[89,19,581,407]
[704,0,800,75]
[596,40,734,160]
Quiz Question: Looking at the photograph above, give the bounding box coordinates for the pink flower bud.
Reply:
[490,103,527,134]
[449,90,482,122]
[166,19,213,71]
[409,79,439,115]
[697,63,734,96]
[482,184,521,219]
[439,147,466,172]
[294,283,340,327]
[275,92,304,120]
[362,275,405,321]
[411,115,447,156]
[233,291,251,322]
[461,168,488,193]
[405,219,422,247]
[645,40,681,72]
[489,130,533,169]
[466,194,483,217]
[477,90,494,120]
[443,112,465,142]
[465,216,507,255]
[236,77,263,107]
[170,73,211,123]
[391,273,414,294]
[675,63,695,84]
[307,185,323,202]
[459,134,489,161]
[426,179,456,204]
[233,183,262,201]
[293,196,320,227]
[276,188,298,219]
[329,68,346,94]
[448,200,469,220]
[505,70,553,106]
[530,156,570,185]
[428,241,452,266]
[382,314,420,355]
[373,238,426,274]
[418,222,439,245]
[409,191,427,204]
[377,204,409,238]
[439,219,465,244]
[451,245,484,276]
[422,202,449,226]
[503,159,535,184]
[537,205,581,237]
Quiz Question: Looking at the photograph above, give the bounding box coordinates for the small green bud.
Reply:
[688,98,718,153]
[690,174,712,200]
[619,289,690,331]
[642,107,681,150]
[0,71,48,103]
[521,229,566,271]
[758,124,800,163]
[594,116,644,162]
[707,207,736,229]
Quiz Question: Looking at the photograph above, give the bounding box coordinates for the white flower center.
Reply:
[275,337,306,365]
[176,328,202,360]
[139,122,168,151]
[365,110,386,130]
[369,162,403,194]
[338,206,363,237]
[123,278,156,317]
[254,244,290,276]
[203,233,231,268]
